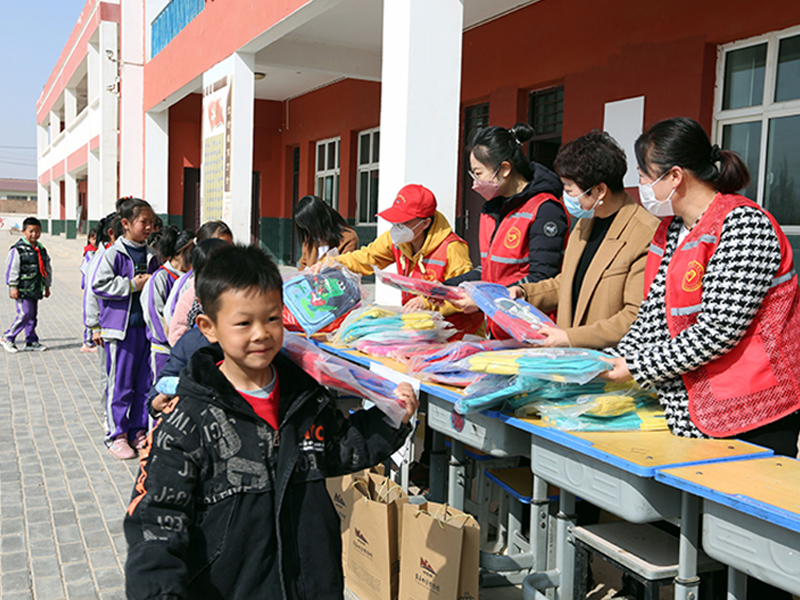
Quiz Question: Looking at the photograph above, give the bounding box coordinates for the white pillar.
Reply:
[65,87,78,127]
[88,40,100,103]
[88,149,103,222]
[99,21,119,215]
[145,110,169,218]
[50,111,61,141]
[50,180,61,231]
[375,0,464,303]
[119,0,144,198]
[37,124,49,221]
[228,52,256,243]
[65,172,78,238]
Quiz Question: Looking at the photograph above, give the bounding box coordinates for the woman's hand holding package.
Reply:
[600,356,633,383]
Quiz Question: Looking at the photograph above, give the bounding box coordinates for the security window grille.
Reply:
[357,128,380,224]
[315,137,340,209]
[528,86,564,170]
[714,26,800,230]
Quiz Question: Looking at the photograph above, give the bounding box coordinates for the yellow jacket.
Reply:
[337,211,474,317]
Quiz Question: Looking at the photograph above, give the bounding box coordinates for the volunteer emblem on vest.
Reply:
[422,270,437,282]
[504,226,522,249]
[682,260,705,292]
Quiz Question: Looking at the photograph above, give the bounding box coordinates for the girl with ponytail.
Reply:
[605,117,800,463]
[449,122,569,339]
[140,225,195,384]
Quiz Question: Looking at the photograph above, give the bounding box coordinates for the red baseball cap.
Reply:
[376,184,437,223]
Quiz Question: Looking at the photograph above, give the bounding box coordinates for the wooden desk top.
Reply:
[658,457,800,517]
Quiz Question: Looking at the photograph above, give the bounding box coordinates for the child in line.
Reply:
[164,219,233,346]
[146,237,228,418]
[80,227,99,353]
[141,226,194,382]
[125,244,418,599]
[91,199,160,460]
[2,217,52,353]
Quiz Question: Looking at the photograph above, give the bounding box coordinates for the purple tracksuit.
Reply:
[141,261,184,382]
[91,238,159,444]
[4,238,52,344]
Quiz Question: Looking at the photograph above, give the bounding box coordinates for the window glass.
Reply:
[775,34,800,102]
[722,44,767,110]
[764,115,800,225]
[373,131,380,163]
[360,134,370,165]
[359,171,369,223]
[317,144,325,171]
[328,142,337,170]
[721,121,762,201]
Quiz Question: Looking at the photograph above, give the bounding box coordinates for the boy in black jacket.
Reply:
[124,244,417,600]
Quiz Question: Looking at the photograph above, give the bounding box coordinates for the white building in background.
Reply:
[36,0,144,238]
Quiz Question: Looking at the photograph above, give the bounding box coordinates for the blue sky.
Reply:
[0,0,87,179]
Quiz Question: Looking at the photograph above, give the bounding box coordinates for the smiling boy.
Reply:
[2,217,52,353]
[124,243,418,600]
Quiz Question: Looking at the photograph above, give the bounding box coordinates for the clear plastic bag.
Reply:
[405,339,525,376]
[457,347,613,385]
[374,268,466,302]
[459,281,554,344]
[523,398,666,432]
[283,258,364,335]
[333,305,455,346]
[281,334,407,427]
[454,375,542,414]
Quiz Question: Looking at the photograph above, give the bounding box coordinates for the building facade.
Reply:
[37,0,800,264]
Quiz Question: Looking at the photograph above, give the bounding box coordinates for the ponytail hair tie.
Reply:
[710,144,722,163]
[508,129,523,147]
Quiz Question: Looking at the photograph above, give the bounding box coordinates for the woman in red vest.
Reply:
[448,123,568,337]
[604,117,800,460]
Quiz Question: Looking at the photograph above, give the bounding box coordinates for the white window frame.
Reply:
[315,137,341,209]
[713,24,800,234]
[356,127,380,225]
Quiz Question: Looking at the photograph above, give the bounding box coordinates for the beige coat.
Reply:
[521,195,659,349]
[297,227,359,270]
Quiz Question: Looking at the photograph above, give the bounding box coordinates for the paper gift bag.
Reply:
[327,466,386,567]
[447,507,480,600]
[346,473,409,600]
[398,502,466,600]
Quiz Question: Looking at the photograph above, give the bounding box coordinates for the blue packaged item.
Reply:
[155,376,179,396]
[460,282,554,344]
[283,265,362,335]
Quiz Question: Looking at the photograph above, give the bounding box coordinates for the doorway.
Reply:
[183,167,201,231]
[462,103,490,267]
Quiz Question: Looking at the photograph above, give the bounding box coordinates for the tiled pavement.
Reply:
[0,230,135,599]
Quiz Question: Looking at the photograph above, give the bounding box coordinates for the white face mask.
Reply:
[639,171,676,217]
[390,220,424,245]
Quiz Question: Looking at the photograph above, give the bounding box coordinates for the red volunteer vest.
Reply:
[479,192,558,286]
[391,232,484,337]
[644,193,800,437]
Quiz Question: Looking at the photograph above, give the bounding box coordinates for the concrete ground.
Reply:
[0,229,636,599]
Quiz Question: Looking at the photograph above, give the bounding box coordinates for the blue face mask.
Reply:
[563,187,601,219]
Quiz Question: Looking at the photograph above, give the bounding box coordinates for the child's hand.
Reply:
[395,383,419,425]
[133,273,151,291]
[152,393,172,413]
[44,288,51,298]
[91,331,104,348]
[9,288,19,300]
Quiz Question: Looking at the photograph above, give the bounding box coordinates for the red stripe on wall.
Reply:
[67,145,89,173]
[90,135,100,150]
[52,161,66,181]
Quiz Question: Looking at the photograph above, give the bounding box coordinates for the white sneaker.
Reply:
[24,342,47,352]
[1,338,18,354]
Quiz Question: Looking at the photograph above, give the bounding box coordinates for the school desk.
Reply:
[656,456,800,598]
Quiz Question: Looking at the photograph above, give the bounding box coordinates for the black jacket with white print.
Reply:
[124,344,410,600]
